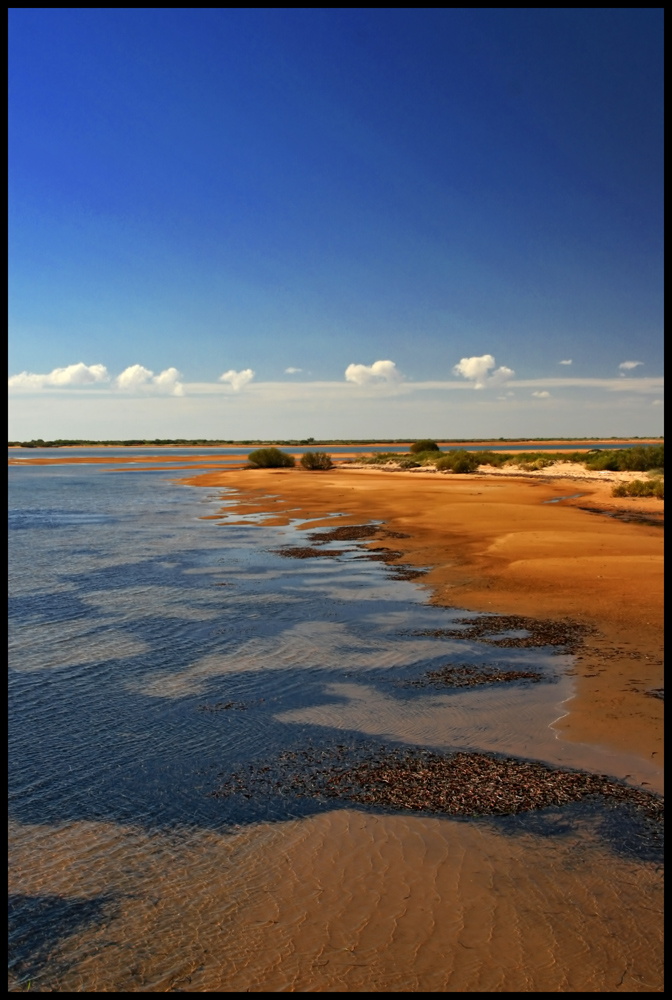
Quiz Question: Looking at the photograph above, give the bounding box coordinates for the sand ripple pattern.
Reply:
[8,810,663,993]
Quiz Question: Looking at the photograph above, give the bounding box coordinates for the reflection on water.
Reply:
[8,461,663,992]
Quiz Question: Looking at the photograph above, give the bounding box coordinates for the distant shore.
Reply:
[7,437,663,449]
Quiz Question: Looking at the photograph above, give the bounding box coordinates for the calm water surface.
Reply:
[8,460,663,992]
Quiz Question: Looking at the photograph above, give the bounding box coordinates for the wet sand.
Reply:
[8,807,664,993]
[183,465,664,772]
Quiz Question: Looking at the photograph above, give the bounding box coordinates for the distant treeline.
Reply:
[7,436,663,448]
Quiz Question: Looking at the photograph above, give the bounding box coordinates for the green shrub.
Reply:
[300,450,333,470]
[247,447,295,468]
[471,450,507,468]
[585,445,664,473]
[361,452,405,465]
[409,450,442,465]
[436,449,480,474]
[612,479,664,499]
[518,456,555,472]
[409,439,441,454]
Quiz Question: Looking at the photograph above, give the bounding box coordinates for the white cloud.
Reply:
[219,368,255,391]
[284,367,302,374]
[115,365,154,391]
[8,362,109,389]
[345,359,402,385]
[559,359,572,365]
[532,390,551,398]
[115,364,184,396]
[151,367,185,396]
[619,360,644,372]
[453,354,515,389]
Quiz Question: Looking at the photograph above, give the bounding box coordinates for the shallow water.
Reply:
[8,461,664,992]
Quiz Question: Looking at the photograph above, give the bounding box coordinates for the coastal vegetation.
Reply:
[247,447,295,468]
[583,443,664,471]
[612,478,664,499]
[299,451,333,470]
[358,443,664,475]
[435,450,481,473]
[409,439,441,454]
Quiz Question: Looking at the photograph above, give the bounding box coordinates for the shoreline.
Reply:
[8,451,663,776]
[181,465,664,778]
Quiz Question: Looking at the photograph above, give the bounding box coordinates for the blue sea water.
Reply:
[9,460,560,829]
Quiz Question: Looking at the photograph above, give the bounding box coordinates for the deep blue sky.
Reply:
[8,8,663,438]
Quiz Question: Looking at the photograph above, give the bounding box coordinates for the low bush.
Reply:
[517,456,556,472]
[300,450,333,470]
[247,447,295,468]
[585,445,664,473]
[361,453,405,465]
[410,439,441,454]
[471,451,507,468]
[500,451,570,468]
[409,450,443,465]
[436,450,480,474]
[612,479,664,499]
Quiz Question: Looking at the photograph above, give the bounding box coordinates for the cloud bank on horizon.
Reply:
[7,355,663,440]
[8,356,663,398]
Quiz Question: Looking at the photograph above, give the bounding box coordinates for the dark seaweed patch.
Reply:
[307,524,381,543]
[408,663,548,688]
[403,615,593,652]
[211,744,663,822]
[271,546,344,559]
[389,566,430,581]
